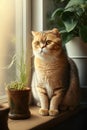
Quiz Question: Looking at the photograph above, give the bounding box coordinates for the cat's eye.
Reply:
[46,40,51,45]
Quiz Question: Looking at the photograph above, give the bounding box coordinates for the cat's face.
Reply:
[32,28,62,60]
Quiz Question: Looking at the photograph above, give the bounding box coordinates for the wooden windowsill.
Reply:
[8,105,87,130]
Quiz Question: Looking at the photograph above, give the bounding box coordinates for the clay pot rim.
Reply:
[6,87,31,92]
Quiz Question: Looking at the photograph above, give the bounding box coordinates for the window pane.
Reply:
[0,0,16,96]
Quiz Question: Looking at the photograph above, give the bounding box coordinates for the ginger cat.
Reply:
[31,28,80,116]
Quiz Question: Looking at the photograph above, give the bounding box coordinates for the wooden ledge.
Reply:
[8,105,87,130]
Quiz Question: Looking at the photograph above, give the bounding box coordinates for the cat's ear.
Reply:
[52,28,60,37]
[32,31,38,37]
[32,31,36,36]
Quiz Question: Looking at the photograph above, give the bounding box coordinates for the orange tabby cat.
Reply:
[31,28,80,116]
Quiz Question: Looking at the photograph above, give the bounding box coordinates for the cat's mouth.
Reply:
[39,48,48,56]
[40,48,43,54]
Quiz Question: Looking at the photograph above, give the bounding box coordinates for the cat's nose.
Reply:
[40,43,46,48]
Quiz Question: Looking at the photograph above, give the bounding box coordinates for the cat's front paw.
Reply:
[49,109,59,116]
[39,108,49,116]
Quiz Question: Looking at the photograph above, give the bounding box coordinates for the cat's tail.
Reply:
[60,58,80,111]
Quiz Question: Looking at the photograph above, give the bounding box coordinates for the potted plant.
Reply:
[6,52,31,120]
[51,0,87,44]
[0,104,9,130]
[50,0,87,87]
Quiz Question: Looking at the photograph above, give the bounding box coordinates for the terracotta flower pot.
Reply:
[0,104,9,130]
[7,88,31,120]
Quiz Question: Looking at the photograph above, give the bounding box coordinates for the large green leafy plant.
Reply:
[51,0,87,45]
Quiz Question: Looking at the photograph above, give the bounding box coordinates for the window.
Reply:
[0,0,16,98]
[0,0,31,102]
[0,0,52,102]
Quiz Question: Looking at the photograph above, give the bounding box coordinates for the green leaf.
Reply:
[76,5,85,16]
[51,8,65,31]
[79,25,87,42]
[62,11,78,32]
[65,0,85,9]
[65,4,85,16]
[51,8,63,19]
[61,32,74,46]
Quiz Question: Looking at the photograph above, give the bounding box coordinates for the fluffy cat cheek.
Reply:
[33,50,40,57]
[33,49,44,58]
[42,48,49,54]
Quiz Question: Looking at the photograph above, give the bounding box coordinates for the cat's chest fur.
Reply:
[34,57,70,90]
